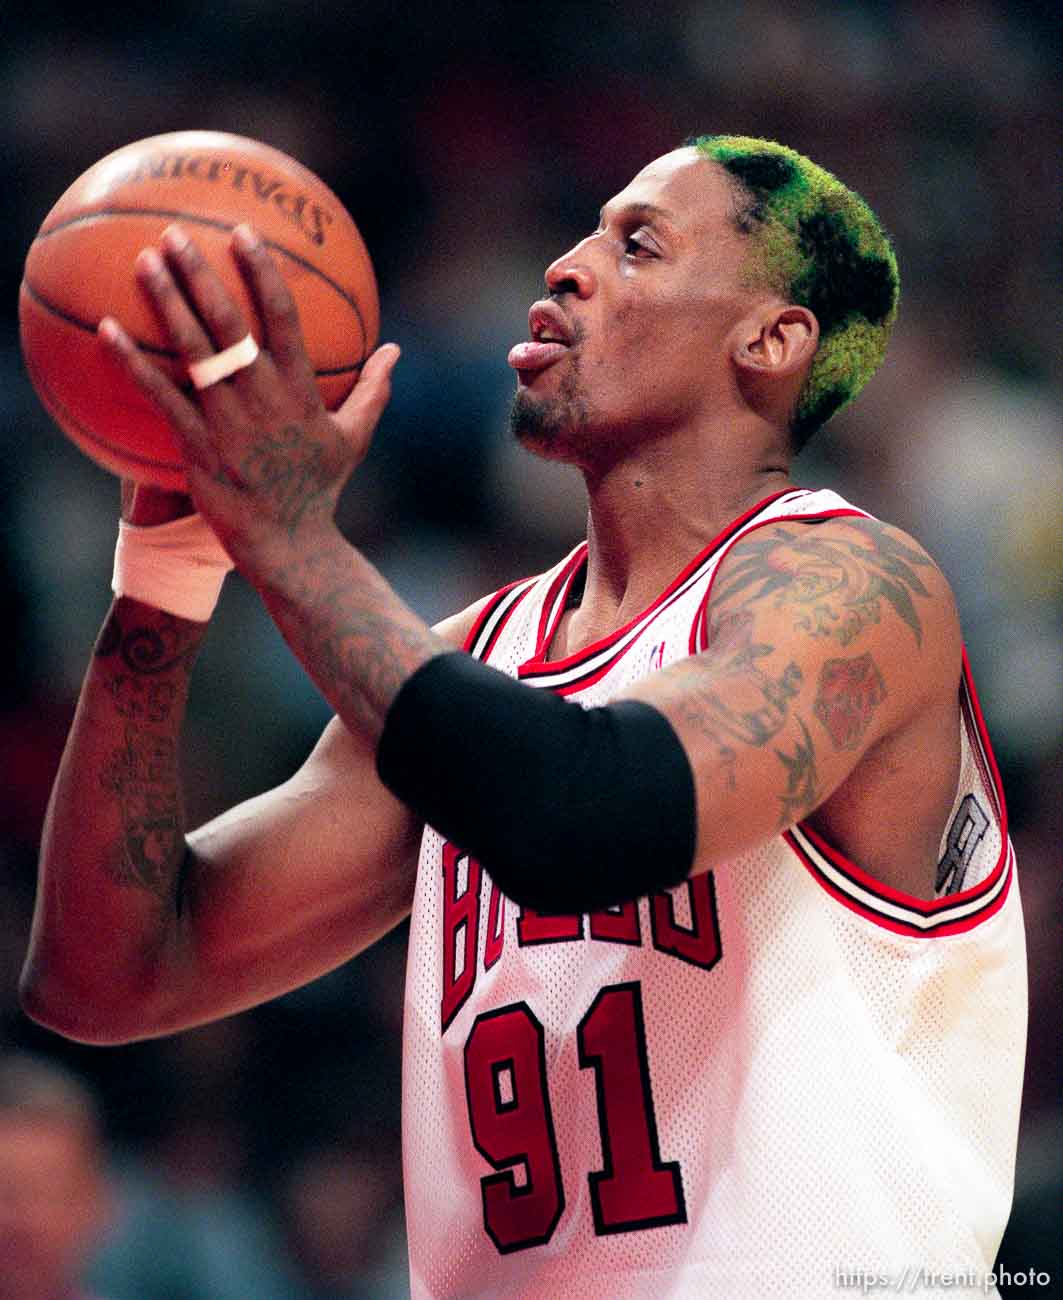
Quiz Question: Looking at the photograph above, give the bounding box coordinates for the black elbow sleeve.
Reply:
[376,652,697,911]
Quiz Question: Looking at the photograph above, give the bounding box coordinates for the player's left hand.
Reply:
[98,222,399,574]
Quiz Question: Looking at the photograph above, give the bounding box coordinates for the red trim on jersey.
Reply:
[689,507,871,653]
[785,831,1013,937]
[959,646,1008,832]
[464,577,537,661]
[535,546,589,658]
[518,489,802,685]
[785,649,1014,936]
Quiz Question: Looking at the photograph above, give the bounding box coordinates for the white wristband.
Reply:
[112,514,235,623]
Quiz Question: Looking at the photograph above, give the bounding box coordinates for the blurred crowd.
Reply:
[1,1,1059,1295]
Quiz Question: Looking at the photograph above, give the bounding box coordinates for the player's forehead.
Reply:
[599,147,735,238]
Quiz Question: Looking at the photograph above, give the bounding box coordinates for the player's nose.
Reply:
[544,237,596,299]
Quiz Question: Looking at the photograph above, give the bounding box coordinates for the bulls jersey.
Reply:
[401,488,1026,1299]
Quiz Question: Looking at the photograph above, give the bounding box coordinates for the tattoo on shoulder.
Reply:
[814,653,887,752]
[713,518,934,647]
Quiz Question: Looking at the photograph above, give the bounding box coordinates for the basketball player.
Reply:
[23,137,1026,1298]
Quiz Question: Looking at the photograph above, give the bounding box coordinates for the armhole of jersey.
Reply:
[785,648,1014,938]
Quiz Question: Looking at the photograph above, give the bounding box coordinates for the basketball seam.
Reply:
[30,206,371,365]
[20,278,366,378]
[22,346,186,473]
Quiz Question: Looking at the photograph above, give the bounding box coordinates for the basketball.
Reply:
[18,130,379,490]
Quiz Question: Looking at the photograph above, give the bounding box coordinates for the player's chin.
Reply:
[508,391,575,461]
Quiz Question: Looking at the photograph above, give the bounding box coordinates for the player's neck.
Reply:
[573,439,793,636]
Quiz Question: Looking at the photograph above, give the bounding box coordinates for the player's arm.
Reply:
[88,226,961,919]
[374,516,961,911]
[624,515,962,870]
[22,564,482,1046]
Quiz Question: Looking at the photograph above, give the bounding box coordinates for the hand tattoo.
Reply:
[237,423,336,538]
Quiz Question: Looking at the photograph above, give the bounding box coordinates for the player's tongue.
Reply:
[507,338,569,371]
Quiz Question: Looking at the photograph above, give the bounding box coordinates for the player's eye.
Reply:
[624,232,657,259]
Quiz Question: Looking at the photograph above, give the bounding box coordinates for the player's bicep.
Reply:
[625,517,958,866]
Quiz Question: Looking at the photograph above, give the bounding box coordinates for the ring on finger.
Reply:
[188,334,260,390]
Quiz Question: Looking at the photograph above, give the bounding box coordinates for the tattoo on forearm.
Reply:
[237,424,335,538]
[713,518,933,647]
[814,653,887,751]
[96,609,203,677]
[257,538,442,732]
[776,717,819,825]
[96,611,201,722]
[93,610,201,895]
[99,728,183,898]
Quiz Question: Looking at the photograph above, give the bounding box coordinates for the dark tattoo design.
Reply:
[104,677,179,723]
[100,728,182,898]
[813,653,887,751]
[96,609,202,677]
[255,536,444,733]
[239,424,335,537]
[699,611,803,745]
[712,518,934,647]
[776,717,819,825]
[671,611,803,790]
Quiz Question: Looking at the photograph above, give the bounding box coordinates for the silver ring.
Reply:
[188,334,260,390]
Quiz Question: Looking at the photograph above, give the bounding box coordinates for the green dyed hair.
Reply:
[689,134,899,449]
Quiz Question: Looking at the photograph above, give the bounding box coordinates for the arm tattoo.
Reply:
[256,536,442,733]
[712,518,934,647]
[813,653,887,751]
[95,608,203,676]
[94,609,203,897]
[100,728,183,899]
[776,717,819,825]
[671,610,803,790]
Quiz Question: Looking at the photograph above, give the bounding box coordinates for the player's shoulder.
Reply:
[432,593,497,651]
[712,507,961,672]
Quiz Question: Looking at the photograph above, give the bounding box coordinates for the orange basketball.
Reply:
[19,130,379,490]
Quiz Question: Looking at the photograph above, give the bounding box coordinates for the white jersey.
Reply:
[401,488,1026,1299]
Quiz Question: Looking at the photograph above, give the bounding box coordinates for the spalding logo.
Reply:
[107,152,335,247]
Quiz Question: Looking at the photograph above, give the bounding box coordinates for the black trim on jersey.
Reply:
[465,577,538,662]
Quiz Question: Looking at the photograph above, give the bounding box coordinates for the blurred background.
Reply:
[1,0,1059,1295]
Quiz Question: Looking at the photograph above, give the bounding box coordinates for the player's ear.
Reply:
[732,303,819,381]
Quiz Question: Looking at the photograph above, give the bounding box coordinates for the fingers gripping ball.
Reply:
[19,131,379,490]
